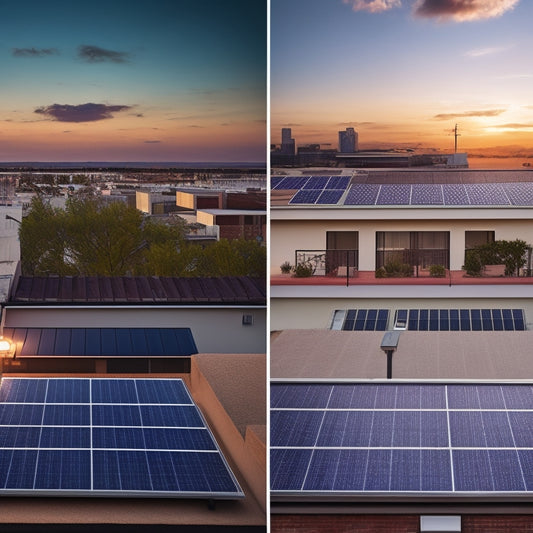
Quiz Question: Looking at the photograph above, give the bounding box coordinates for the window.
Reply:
[465,230,495,249]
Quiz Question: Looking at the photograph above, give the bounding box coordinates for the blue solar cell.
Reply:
[509,412,533,447]
[3,450,38,489]
[449,412,486,447]
[289,189,322,204]
[303,450,341,491]
[100,329,117,356]
[140,405,203,428]
[502,309,514,331]
[453,450,493,491]
[333,450,368,491]
[489,451,527,491]
[449,309,460,331]
[70,328,86,355]
[270,448,312,491]
[492,309,504,331]
[408,309,418,330]
[0,378,47,403]
[39,427,90,448]
[421,450,453,491]
[270,176,284,189]
[302,176,329,190]
[317,411,373,447]
[0,404,44,425]
[354,309,367,330]
[20,329,40,356]
[482,411,514,447]
[481,309,492,330]
[503,182,533,206]
[411,184,444,205]
[328,384,378,409]
[376,309,389,330]
[429,309,439,331]
[270,384,333,409]
[38,329,56,355]
[270,411,324,447]
[513,309,525,330]
[130,329,148,355]
[465,183,509,206]
[43,405,90,426]
[143,428,216,451]
[364,449,392,490]
[418,309,429,331]
[503,385,533,409]
[448,385,481,409]
[46,378,90,404]
[377,184,411,205]
[439,309,450,331]
[344,184,379,205]
[460,309,471,330]
[374,385,397,409]
[369,412,394,447]
[0,427,41,448]
[35,450,91,490]
[343,319,354,330]
[92,379,138,404]
[421,411,449,447]
[325,176,351,190]
[442,184,468,205]
[316,189,344,204]
[470,309,481,330]
[390,450,421,491]
[92,405,142,427]
[93,427,147,449]
[136,379,192,405]
[518,450,533,490]
[395,385,423,409]
[85,329,101,355]
[364,309,378,331]
[392,411,421,447]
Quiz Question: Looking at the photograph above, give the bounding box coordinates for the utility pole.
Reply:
[454,123,460,154]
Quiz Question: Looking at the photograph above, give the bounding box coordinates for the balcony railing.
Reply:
[295,249,359,279]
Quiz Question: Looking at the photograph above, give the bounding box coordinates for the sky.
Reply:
[271,0,533,157]
[0,0,266,162]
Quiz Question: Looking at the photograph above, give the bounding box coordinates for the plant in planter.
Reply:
[280,261,292,274]
[383,258,412,277]
[292,261,314,277]
[429,264,446,278]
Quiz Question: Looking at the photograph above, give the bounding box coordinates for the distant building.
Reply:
[281,128,295,156]
[338,127,358,153]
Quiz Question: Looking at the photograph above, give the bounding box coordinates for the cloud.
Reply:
[413,0,519,22]
[433,109,506,120]
[143,140,161,143]
[465,45,511,58]
[78,45,129,63]
[12,47,59,58]
[343,0,402,12]
[34,103,133,122]
[494,123,533,129]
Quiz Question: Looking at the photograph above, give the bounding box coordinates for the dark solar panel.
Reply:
[344,184,380,205]
[271,382,533,498]
[443,184,469,205]
[302,176,329,190]
[503,182,533,206]
[376,184,411,205]
[411,184,444,205]
[341,309,389,331]
[316,189,344,204]
[464,183,509,205]
[394,309,525,331]
[289,189,322,204]
[325,176,351,189]
[2,328,198,358]
[0,378,243,499]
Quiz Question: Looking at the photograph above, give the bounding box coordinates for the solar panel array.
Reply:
[0,377,243,499]
[271,176,351,205]
[271,382,533,498]
[344,182,533,206]
[393,309,526,331]
[2,328,198,358]
[334,309,390,331]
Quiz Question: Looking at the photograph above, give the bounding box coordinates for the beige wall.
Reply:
[271,294,533,331]
[176,191,196,210]
[4,306,266,354]
[271,215,533,274]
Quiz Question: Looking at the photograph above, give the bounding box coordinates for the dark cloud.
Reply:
[12,47,59,58]
[144,140,161,143]
[78,45,129,63]
[34,103,133,122]
[413,0,519,22]
[433,109,506,120]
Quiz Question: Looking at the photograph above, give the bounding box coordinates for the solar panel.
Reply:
[289,189,322,204]
[316,189,344,204]
[302,176,329,190]
[270,382,533,498]
[339,309,390,331]
[2,328,198,357]
[344,184,380,205]
[393,309,526,331]
[376,184,411,205]
[0,377,243,499]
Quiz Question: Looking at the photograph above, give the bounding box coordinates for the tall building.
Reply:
[338,126,358,153]
[280,128,295,155]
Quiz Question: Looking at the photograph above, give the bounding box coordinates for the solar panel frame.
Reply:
[271,381,533,501]
[0,377,244,499]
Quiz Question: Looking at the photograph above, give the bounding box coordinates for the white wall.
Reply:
[4,306,266,354]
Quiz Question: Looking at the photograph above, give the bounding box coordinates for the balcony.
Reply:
[294,249,358,279]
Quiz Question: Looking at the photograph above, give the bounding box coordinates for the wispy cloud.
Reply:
[494,122,533,129]
[465,45,512,58]
[413,0,520,22]
[78,45,130,63]
[343,0,401,13]
[12,47,59,58]
[34,103,133,122]
[143,140,161,143]
[433,109,506,120]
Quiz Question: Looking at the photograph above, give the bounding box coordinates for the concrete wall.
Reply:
[271,215,533,275]
[4,306,266,354]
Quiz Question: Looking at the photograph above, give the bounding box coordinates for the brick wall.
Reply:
[463,515,533,532]
[271,514,419,533]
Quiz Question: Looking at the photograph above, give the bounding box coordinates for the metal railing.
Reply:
[376,249,449,277]
[295,249,359,284]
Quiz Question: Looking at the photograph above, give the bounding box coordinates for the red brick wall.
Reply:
[271,514,419,533]
[463,515,533,532]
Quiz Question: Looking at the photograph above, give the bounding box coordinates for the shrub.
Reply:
[280,261,292,274]
[375,266,387,278]
[429,264,446,277]
[383,258,412,277]
[463,239,529,276]
[292,262,314,277]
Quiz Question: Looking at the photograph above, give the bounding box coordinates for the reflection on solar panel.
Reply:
[393,309,526,331]
[0,378,243,499]
[343,183,533,206]
[335,309,390,331]
[271,382,533,498]
[2,328,198,357]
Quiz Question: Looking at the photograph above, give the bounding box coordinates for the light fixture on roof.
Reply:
[380,331,401,379]
[0,337,14,357]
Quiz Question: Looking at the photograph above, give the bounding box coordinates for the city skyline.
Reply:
[271,0,533,157]
[0,0,266,163]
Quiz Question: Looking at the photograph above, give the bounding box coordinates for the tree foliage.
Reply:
[463,239,529,276]
[20,196,266,279]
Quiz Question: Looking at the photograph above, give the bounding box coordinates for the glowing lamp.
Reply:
[0,337,13,355]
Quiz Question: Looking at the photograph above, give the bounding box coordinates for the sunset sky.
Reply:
[0,0,266,162]
[271,0,533,156]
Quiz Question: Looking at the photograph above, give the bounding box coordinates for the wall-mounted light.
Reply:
[0,336,15,359]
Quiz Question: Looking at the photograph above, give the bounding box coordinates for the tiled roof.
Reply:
[11,276,266,305]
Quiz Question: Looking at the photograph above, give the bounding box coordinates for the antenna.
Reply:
[454,123,460,153]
